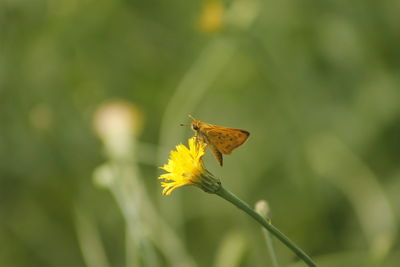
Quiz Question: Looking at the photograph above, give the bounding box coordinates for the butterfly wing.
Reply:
[192,118,249,166]
[205,127,250,155]
[209,144,223,166]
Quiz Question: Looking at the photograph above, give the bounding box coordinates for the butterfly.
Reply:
[185,115,250,166]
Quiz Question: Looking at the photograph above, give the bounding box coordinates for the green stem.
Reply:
[215,186,317,267]
[263,225,281,267]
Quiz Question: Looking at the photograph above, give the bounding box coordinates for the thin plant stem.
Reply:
[263,222,281,267]
[75,208,111,267]
[215,186,317,267]
[255,201,280,267]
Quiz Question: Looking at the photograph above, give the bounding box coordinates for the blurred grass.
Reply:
[1,0,400,266]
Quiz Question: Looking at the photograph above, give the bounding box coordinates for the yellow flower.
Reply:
[159,137,220,195]
[198,0,224,34]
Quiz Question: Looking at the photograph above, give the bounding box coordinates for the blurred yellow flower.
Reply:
[159,137,220,195]
[198,0,224,33]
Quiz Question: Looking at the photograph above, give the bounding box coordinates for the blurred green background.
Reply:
[1,0,399,266]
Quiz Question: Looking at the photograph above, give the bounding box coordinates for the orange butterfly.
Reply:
[186,115,249,166]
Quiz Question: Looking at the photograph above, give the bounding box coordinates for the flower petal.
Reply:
[158,137,207,195]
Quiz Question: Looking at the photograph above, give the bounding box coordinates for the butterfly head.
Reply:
[191,121,201,132]
[180,115,201,132]
[187,114,200,132]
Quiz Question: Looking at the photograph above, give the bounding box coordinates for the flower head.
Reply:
[159,136,220,195]
[198,0,224,34]
[93,100,143,158]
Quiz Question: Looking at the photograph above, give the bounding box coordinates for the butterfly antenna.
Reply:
[188,114,196,121]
